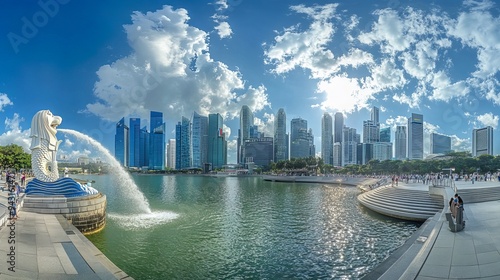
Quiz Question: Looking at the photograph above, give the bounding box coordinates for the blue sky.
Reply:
[0,0,499,163]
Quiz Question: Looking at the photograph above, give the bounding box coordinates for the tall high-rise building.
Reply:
[208,113,226,169]
[129,118,141,167]
[238,105,254,164]
[371,106,380,123]
[333,142,342,166]
[115,117,129,167]
[191,112,208,168]
[274,108,288,162]
[407,113,423,160]
[149,111,165,170]
[334,112,344,143]
[395,126,407,160]
[166,139,176,168]
[334,112,344,165]
[290,118,314,159]
[363,120,380,143]
[430,133,452,154]
[175,116,191,169]
[139,126,149,167]
[342,126,358,166]
[321,113,333,165]
[380,127,391,142]
[472,126,493,156]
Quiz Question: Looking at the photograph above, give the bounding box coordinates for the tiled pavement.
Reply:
[0,183,131,279]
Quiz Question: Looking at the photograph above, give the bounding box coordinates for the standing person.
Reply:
[449,193,463,218]
[21,172,26,186]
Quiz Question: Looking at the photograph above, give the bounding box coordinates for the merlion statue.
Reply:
[30,110,62,182]
[26,110,98,197]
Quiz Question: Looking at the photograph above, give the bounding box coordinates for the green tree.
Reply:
[0,144,31,170]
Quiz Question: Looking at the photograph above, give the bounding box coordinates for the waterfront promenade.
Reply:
[0,183,131,279]
[366,180,500,279]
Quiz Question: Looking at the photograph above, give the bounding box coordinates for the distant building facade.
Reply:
[149,111,165,170]
[208,113,227,169]
[244,137,274,168]
[407,113,423,160]
[321,113,333,165]
[395,126,407,160]
[191,112,208,168]
[472,126,493,156]
[274,108,288,162]
[115,117,129,167]
[166,139,176,169]
[430,133,452,154]
[175,116,191,169]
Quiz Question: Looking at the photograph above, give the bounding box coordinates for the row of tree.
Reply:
[0,144,31,171]
[269,152,500,175]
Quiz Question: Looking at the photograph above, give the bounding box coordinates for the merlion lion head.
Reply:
[30,110,62,151]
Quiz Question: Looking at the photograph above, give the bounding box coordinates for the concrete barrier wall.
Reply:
[23,193,107,234]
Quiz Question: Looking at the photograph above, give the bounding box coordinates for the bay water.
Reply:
[76,174,419,279]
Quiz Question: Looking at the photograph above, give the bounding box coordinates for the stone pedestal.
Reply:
[23,193,106,235]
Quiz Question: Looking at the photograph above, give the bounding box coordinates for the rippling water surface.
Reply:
[79,175,420,279]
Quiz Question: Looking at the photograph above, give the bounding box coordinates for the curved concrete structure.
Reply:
[23,193,107,235]
[357,184,443,221]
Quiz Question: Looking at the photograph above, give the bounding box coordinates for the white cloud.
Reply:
[253,113,274,138]
[365,59,406,92]
[463,0,495,11]
[0,93,13,111]
[315,75,371,113]
[450,135,471,152]
[429,71,470,101]
[358,9,411,54]
[447,10,500,78]
[264,4,339,79]
[476,112,499,128]
[214,21,232,39]
[86,6,268,123]
[0,113,31,152]
[215,0,228,11]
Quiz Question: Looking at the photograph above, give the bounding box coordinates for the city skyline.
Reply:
[1,1,500,163]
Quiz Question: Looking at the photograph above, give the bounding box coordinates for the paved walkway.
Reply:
[372,180,500,279]
[0,183,131,279]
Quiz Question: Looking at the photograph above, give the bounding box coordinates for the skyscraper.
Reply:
[238,105,254,164]
[149,111,165,170]
[342,126,358,166]
[175,116,191,169]
[274,108,288,162]
[371,106,380,124]
[114,117,129,167]
[334,112,344,165]
[430,133,452,154]
[380,127,391,142]
[321,113,333,165]
[290,118,313,159]
[472,126,493,156]
[166,139,176,169]
[191,112,208,168]
[208,113,226,169]
[395,126,407,160]
[129,118,141,167]
[407,113,423,160]
[139,126,149,167]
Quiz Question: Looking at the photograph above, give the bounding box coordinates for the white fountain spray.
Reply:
[59,129,179,229]
[59,129,151,214]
